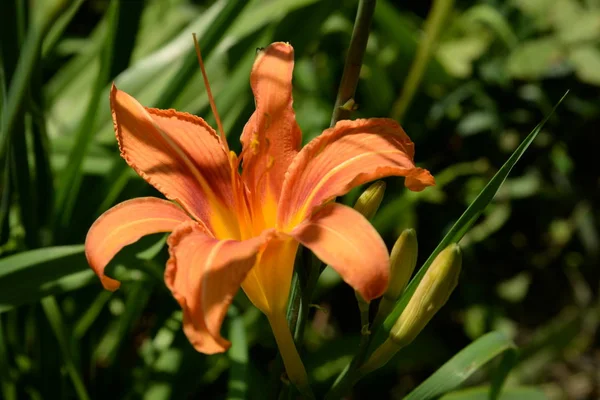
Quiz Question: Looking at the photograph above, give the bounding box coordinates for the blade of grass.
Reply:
[73,290,112,340]
[404,331,516,400]
[109,0,145,80]
[440,386,547,400]
[0,245,94,313]
[227,307,249,400]
[0,317,17,400]
[42,0,87,57]
[93,279,154,366]
[10,115,37,247]
[28,62,55,238]
[41,296,91,400]
[53,0,119,235]
[0,0,70,168]
[153,0,249,110]
[373,92,569,348]
[390,0,455,122]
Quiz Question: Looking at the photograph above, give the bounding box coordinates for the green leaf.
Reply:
[569,46,600,86]
[506,38,564,80]
[42,0,87,57]
[0,0,69,167]
[440,386,548,400]
[404,331,516,400]
[463,4,518,48]
[53,0,119,234]
[41,296,91,400]
[374,92,568,346]
[0,245,94,313]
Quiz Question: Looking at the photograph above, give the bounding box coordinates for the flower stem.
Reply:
[268,314,315,399]
[390,0,454,122]
[330,0,376,126]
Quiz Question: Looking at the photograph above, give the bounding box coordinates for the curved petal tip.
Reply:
[405,168,436,192]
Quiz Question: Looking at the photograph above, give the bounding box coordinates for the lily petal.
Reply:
[111,85,239,238]
[290,202,389,301]
[241,237,299,315]
[165,222,275,354]
[85,197,189,291]
[240,42,301,220]
[279,119,435,227]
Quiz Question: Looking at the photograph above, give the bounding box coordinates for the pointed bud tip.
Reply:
[353,181,387,220]
[384,228,419,301]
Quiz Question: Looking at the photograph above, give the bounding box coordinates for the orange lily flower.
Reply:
[85,42,434,386]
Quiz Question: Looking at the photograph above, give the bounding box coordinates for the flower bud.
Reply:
[387,229,418,298]
[353,181,386,220]
[389,244,462,347]
[362,244,461,374]
[373,229,418,324]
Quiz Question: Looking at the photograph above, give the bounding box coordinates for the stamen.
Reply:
[192,33,229,153]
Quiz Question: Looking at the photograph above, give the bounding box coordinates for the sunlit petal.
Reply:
[165,222,275,353]
[290,202,389,301]
[111,85,239,238]
[240,42,302,224]
[85,197,189,291]
[279,118,435,227]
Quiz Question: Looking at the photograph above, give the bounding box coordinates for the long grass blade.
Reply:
[41,296,91,400]
[404,331,516,400]
[373,92,569,347]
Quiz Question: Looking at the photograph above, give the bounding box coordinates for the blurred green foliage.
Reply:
[0,0,598,399]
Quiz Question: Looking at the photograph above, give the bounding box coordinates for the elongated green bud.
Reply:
[374,229,418,324]
[353,181,386,220]
[390,244,461,347]
[362,244,461,374]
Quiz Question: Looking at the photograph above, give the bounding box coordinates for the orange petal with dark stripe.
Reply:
[290,203,389,301]
[278,118,435,228]
[85,197,189,291]
[165,222,275,354]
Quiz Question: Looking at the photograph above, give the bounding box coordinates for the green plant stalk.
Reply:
[277,2,377,396]
[41,296,91,400]
[390,0,454,122]
[276,0,378,394]
[330,0,376,125]
[0,0,70,167]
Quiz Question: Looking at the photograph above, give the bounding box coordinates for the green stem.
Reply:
[390,0,454,122]
[330,0,376,126]
[41,296,91,400]
[268,314,315,399]
[322,1,379,398]
[274,247,316,399]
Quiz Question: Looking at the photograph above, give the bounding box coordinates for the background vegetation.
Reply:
[1,0,598,398]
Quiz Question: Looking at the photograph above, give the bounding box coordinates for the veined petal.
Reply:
[85,197,189,291]
[240,42,302,220]
[278,119,435,227]
[165,222,275,354]
[289,202,389,301]
[110,85,239,238]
